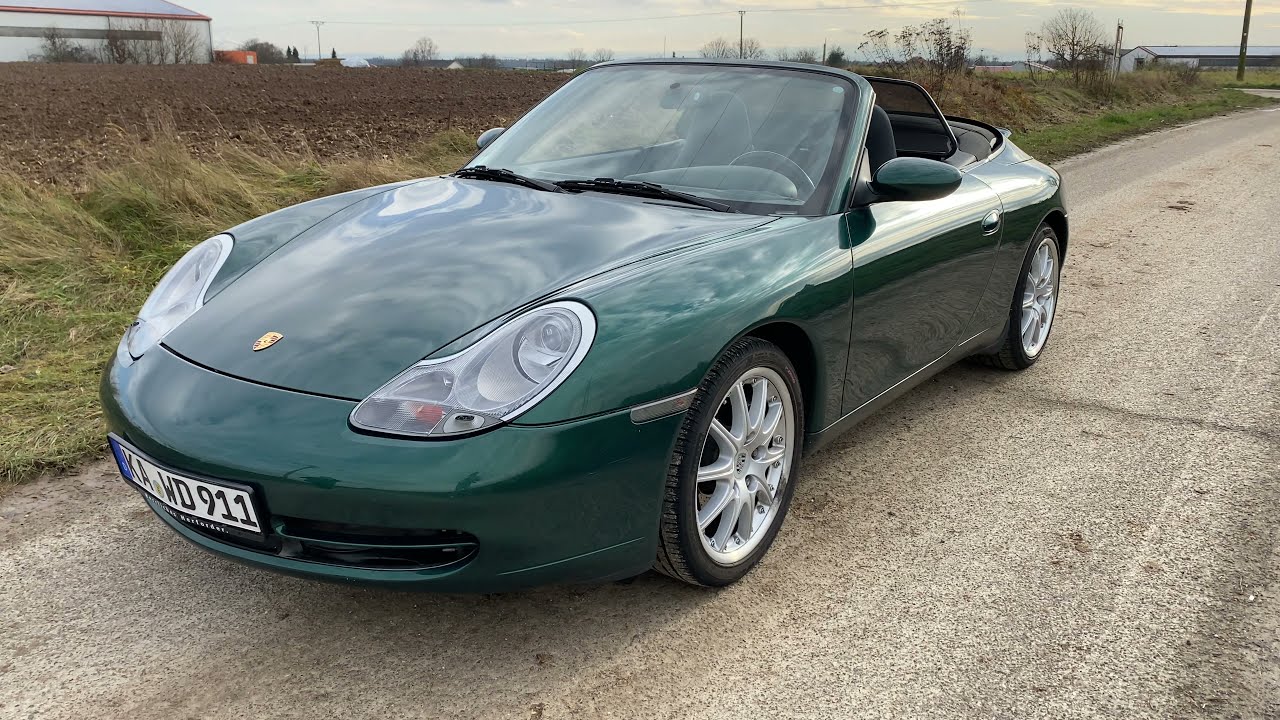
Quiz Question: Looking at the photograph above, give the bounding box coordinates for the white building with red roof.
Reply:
[0,0,211,62]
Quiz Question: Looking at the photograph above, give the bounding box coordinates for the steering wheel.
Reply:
[729,151,816,197]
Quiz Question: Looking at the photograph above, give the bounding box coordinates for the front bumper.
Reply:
[101,347,684,592]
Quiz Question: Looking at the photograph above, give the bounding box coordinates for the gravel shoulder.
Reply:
[1,109,1278,720]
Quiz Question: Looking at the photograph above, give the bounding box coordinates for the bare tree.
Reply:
[1024,31,1043,80]
[860,27,920,68]
[916,17,970,96]
[32,26,96,62]
[740,38,766,59]
[855,19,970,95]
[117,20,164,64]
[590,48,615,64]
[776,47,821,64]
[102,19,130,63]
[401,36,439,66]
[567,48,588,69]
[101,18,196,64]
[1041,8,1108,84]
[160,20,200,63]
[700,37,737,58]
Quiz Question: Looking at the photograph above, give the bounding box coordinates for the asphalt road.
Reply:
[2,108,1278,720]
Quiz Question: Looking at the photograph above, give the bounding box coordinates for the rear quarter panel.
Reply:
[964,142,1067,334]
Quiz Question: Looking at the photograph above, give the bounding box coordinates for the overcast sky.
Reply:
[195,0,1276,60]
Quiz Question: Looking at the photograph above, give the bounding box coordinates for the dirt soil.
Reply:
[0,64,567,184]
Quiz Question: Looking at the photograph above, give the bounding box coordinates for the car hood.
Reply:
[163,177,772,400]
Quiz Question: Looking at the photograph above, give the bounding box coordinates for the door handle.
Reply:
[981,209,1002,236]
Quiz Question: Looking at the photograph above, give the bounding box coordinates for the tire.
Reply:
[980,224,1062,371]
[654,336,804,587]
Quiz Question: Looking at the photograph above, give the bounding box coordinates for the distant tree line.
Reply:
[386,38,618,71]
[698,36,845,67]
[699,36,766,59]
[565,48,615,68]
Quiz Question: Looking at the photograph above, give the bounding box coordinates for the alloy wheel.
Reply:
[695,366,795,566]
[1020,238,1059,357]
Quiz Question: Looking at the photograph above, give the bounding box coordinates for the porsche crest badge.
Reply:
[252,332,284,352]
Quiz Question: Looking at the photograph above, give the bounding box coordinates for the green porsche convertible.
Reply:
[101,59,1066,591]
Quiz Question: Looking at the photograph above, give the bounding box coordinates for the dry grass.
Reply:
[1204,69,1280,89]
[0,126,474,485]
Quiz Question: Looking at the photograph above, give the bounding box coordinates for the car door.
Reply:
[841,172,1003,414]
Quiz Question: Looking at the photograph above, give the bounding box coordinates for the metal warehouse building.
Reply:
[1118,45,1280,72]
[0,0,211,63]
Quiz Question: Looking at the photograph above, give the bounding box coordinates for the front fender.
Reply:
[515,216,856,431]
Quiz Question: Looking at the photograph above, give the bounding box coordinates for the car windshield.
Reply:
[468,63,858,215]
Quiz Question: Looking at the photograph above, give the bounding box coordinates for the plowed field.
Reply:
[0,64,568,183]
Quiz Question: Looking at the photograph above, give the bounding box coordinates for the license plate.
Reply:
[108,436,263,535]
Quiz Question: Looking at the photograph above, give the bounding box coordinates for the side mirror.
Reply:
[476,127,506,150]
[870,157,962,202]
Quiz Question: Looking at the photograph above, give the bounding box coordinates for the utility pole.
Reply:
[739,10,745,59]
[1236,0,1253,81]
[309,20,324,62]
[1112,20,1124,80]
[822,40,827,65]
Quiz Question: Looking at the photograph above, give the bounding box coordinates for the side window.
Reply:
[865,78,957,160]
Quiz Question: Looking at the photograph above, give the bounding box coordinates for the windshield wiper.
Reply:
[555,178,736,213]
[454,166,565,193]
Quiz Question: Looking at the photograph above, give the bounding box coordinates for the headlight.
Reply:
[350,301,596,437]
[121,234,232,360]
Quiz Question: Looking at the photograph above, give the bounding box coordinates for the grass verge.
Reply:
[1014,88,1275,162]
[0,128,474,487]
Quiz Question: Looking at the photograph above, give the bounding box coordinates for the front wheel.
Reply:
[981,224,1062,370]
[654,337,804,587]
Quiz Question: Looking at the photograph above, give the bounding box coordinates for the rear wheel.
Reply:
[981,224,1061,370]
[654,337,804,587]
